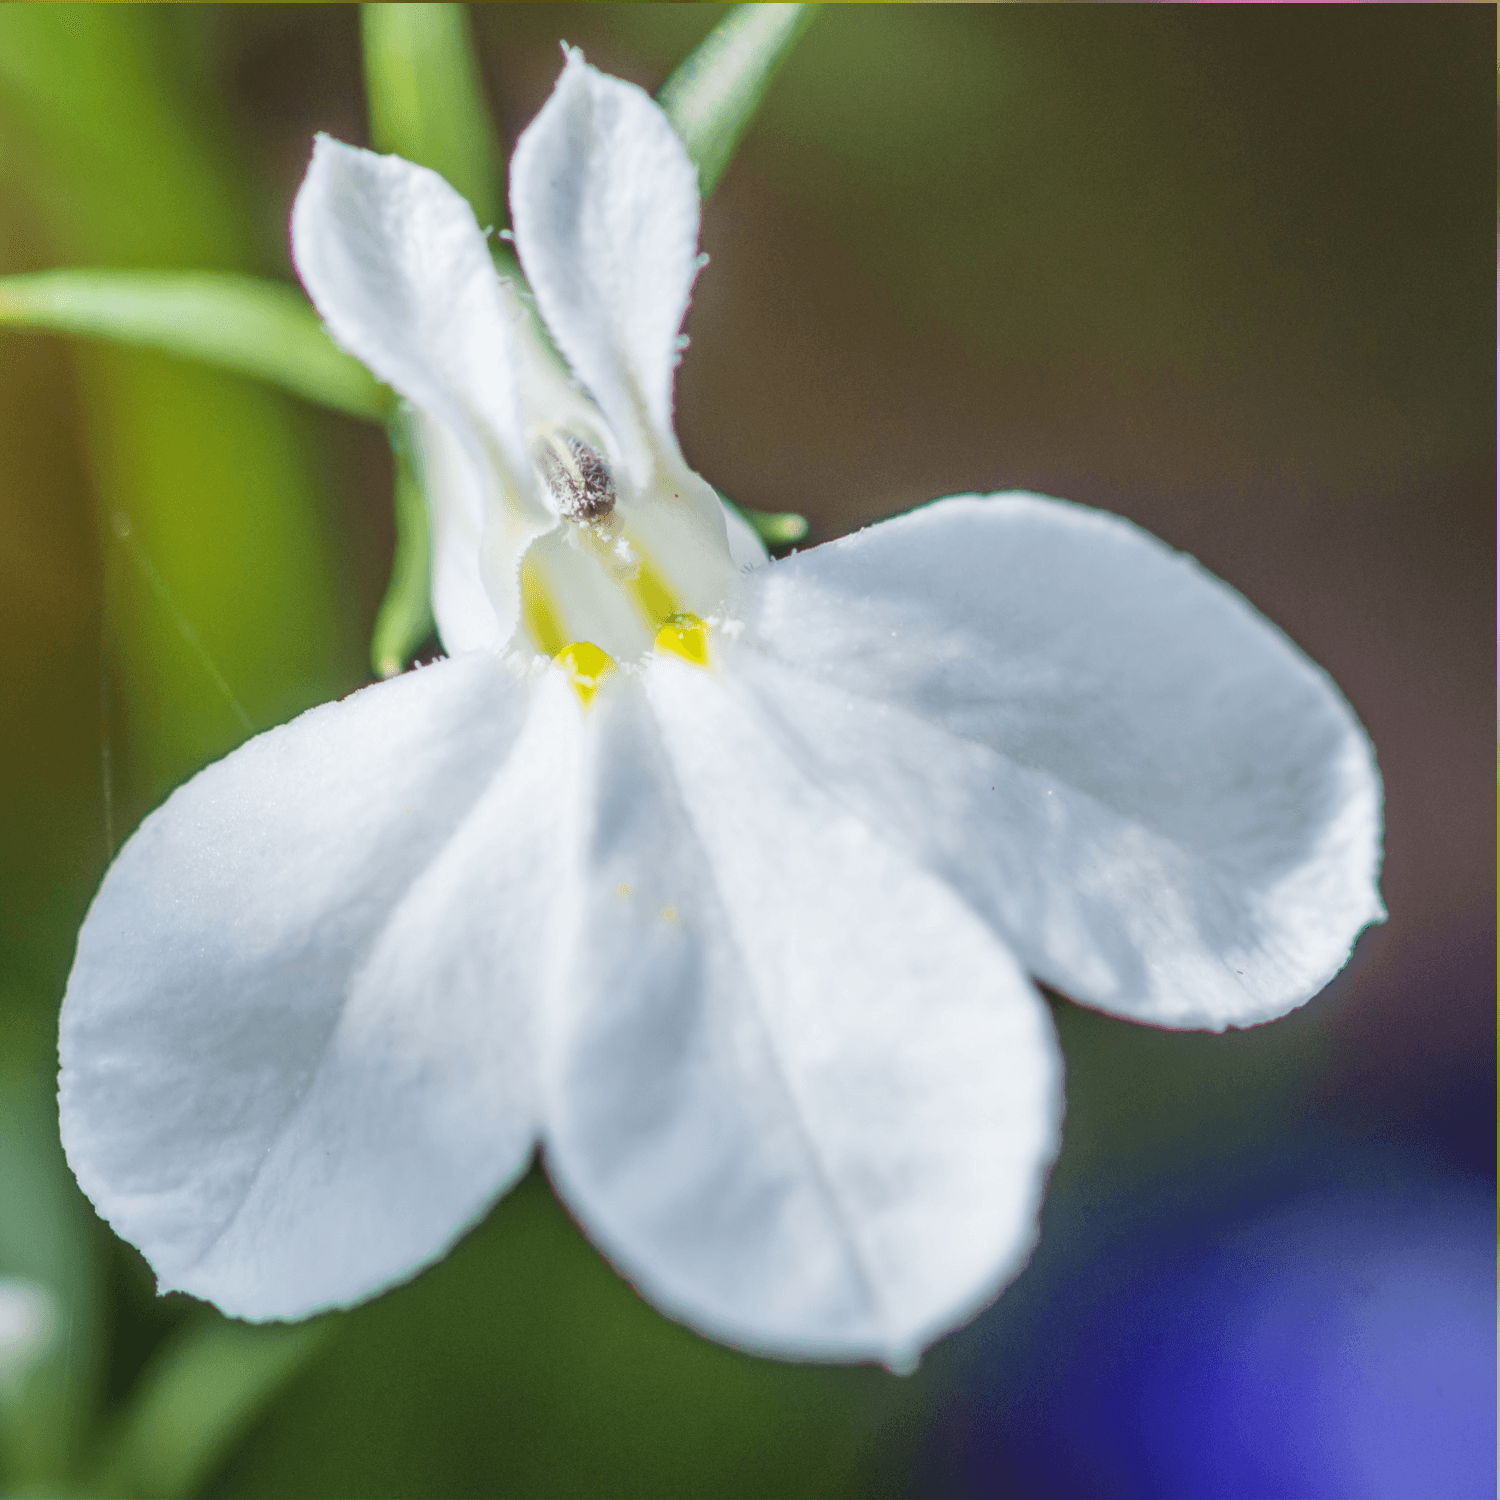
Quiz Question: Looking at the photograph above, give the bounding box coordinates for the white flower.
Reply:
[57,53,1382,1371]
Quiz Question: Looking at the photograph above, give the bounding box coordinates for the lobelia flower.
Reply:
[57,52,1383,1371]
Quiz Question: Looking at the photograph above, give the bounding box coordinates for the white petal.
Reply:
[619,463,746,627]
[292,137,554,647]
[746,493,1384,1030]
[721,500,771,571]
[541,663,1062,1368]
[509,51,700,490]
[509,58,742,620]
[59,657,572,1320]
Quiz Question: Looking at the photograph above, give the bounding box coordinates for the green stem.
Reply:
[371,410,437,678]
[361,3,504,230]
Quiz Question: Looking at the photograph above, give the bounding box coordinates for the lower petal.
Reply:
[59,657,571,1320]
[541,664,1062,1368]
[747,494,1384,1030]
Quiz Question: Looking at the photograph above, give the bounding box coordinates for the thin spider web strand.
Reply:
[109,510,255,734]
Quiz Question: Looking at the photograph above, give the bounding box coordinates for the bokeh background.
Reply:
[0,6,1492,1498]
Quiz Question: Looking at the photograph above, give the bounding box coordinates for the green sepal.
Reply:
[371,408,436,679]
[657,3,820,199]
[0,270,393,421]
[745,508,811,547]
[718,488,810,550]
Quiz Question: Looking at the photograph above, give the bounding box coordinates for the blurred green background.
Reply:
[0,6,1490,1497]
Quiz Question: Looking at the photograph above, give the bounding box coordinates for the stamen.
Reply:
[655,613,710,668]
[556,640,615,705]
[534,434,617,523]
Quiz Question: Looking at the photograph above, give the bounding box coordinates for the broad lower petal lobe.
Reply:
[509,52,701,492]
[292,137,552,646]
[746,494,1384,1031]
[541,662,1061,1368]
[59,657,569,1320]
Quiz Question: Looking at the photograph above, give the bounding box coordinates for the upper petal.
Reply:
[292,137,554,646]
[509,51,701,490]
[59,656,571,1320]
[745,493,1384,1031]
[540,663,1061,1368]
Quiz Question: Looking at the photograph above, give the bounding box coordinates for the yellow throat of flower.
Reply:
[508,420,738,702]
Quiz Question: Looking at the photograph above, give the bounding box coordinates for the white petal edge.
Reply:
[292,137,554,647]
[721,500,771,571]
[59,656,573,1320]
[744,493,1384,1031]
[540,662,1062,1368]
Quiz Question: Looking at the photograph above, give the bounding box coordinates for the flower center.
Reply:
[511,425,737,692]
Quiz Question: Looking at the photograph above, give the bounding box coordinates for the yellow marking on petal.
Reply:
[521,554,567,657]
[660,905,682,925]
[556,640,615,706]
[615,882,633,900]
[654,612,711,668]
[625,544,683,626]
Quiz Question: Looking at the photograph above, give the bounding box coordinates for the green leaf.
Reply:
[0,270,393,422]
[0,1012,102,1493]
[371,410,436,678]
[87,1315,332,1500]
[201,1169,902,1500]
[361,3,504,233]
[657,3,820,198]
[0,3,367,821]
